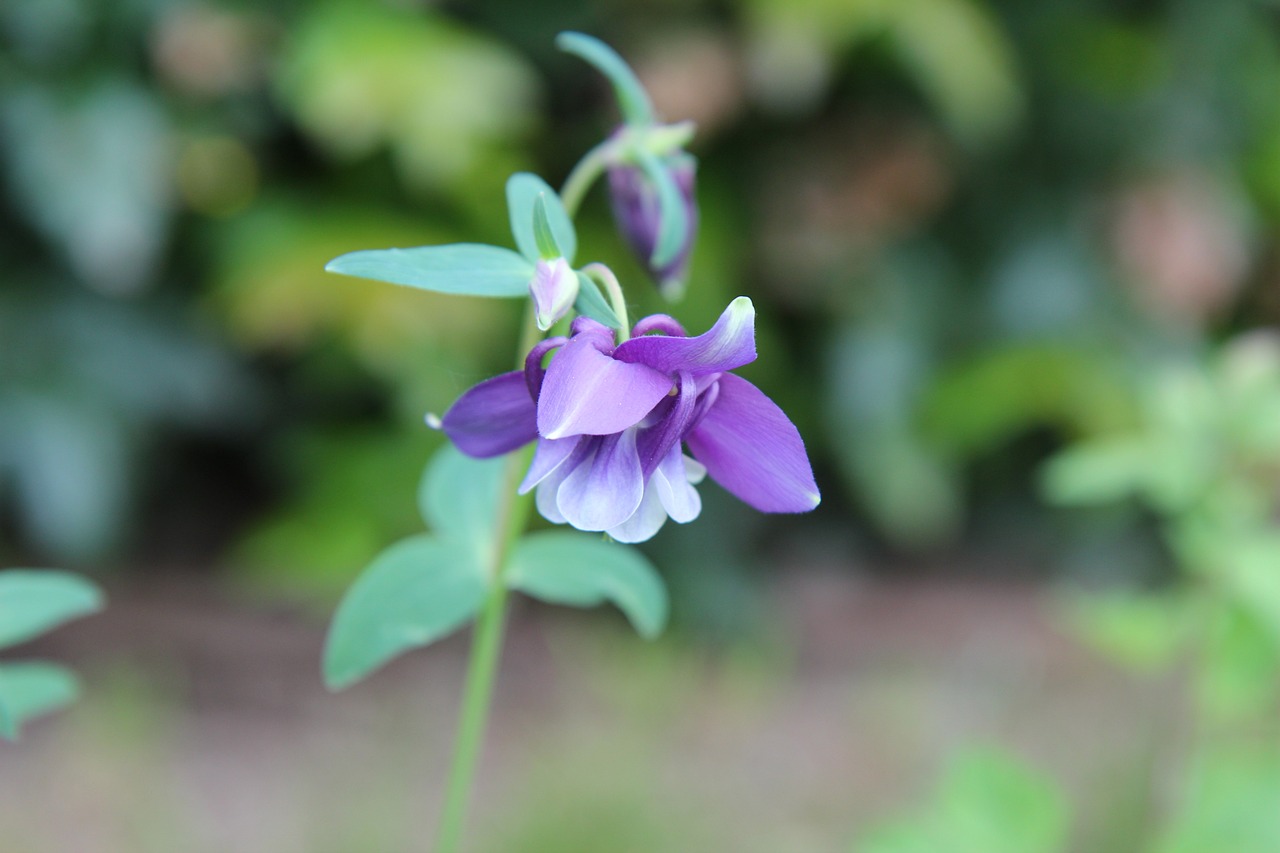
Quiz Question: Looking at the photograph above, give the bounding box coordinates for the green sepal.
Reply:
[0,662,80,741]
[322,535,489,690]
[532,195,563,260]
[506,173,577,264]
[506,532,668,638]
[556,32,655,126]
[572,271,622,329]
[325,243,534,298]
[633,147,687,268]
[0,570,104,650]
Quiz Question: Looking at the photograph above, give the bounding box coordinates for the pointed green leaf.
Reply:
[417,445,509,566]
[532,195,563,260]
[506,532,667,638]
[556,32,655,125]
[0,662,80,740]
[0,570,104,650]
[506,173,577,264]
[572,271,622,329]
[325,244,534,297]
[323,535,488,690]
[633,148,687,268]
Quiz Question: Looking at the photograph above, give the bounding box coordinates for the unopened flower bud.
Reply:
[530,257,578,330]
[608,153,698,300]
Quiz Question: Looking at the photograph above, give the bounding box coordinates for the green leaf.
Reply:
[0,570,104,650]
[556,32,654,126]
[633,148,687,268]
[0,662,80,740]
[506,173,576,264]
[573,271,621,328]
[417,445,510,565]
[532,195,564,260]
[323,535,488,690]
[506,532,667,638]
[1061,591,1187,672]
[325,243,533,297]
[1040,438,1150,507]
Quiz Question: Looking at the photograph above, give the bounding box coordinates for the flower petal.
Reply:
[538,336,672,439]
[635,371,697,478]
[441,371,537,458]
[685,374,821,513]
[556,430,645,531]
[614,297,755,376]
[519,435,582,494]
[608,482,669,543]
[652,445,702,523]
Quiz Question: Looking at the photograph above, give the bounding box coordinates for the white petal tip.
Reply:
[424,413,443,430]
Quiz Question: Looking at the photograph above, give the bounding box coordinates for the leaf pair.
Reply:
[323,446,667,690]
[0,570,103,740]
[324,173,620,328]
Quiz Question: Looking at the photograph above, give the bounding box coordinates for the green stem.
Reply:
[434,307,541,853]
[560,139,615,219]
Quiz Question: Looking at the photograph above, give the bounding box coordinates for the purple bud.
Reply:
[607,153,698,299]
[530,257,578,331]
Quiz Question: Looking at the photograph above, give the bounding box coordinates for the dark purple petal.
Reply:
[614,297,756,377]
[537,335,672,439]
[556,430,645,530]
[685,373,820,513]
[607,155,697,299]
[635,371,696,478]
[524,336,569,399]
[631,314,686,338]
[440,371,537,458]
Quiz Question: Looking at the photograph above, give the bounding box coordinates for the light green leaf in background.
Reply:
[1040,438,1151,507]
[573,271,622,329]
[0,662,80,740]
[856,747,1069,853]
[325,243,534,298]
[506,173,576,263]
[417,444,510,566]
[0,570,104,650]
[1060,591,1187,673]
[506,532,668,639]
[556,32,655,126]
[323,535,488,690]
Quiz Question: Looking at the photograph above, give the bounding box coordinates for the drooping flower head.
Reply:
[608,151,698,300]
[440,297,820,542]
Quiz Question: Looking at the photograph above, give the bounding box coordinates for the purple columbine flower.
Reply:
[608,153,698,300]
[439,297,820,542]
[529,257,578,331]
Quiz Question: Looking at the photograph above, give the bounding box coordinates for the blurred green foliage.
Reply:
[1,0,1278,594]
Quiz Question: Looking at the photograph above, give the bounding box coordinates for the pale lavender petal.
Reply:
[652,445,702,524]
[440,371,537,458]
[538,336,672,439]
[608,483,669,543]
[557,430,644,531]
[614,297,755,376]
[518,435,582,494]
[530,258,578,331]
[685,373,820,513]
[536,477,568,524]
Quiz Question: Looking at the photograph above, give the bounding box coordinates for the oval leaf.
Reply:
[323,535,488,690]
[325,243,533,297]
[0,662,80,741]
[634,148,687,268]
[506,173,577,264]
[418,445,509,566]
[556,32,655,126]
[506,532,667,638]
[573,271,621,329]
[0,570,104,650]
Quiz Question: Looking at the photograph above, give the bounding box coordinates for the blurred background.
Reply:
[3,0,1280,850]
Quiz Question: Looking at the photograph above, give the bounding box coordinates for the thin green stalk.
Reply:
[582,263,630,340]
[434,307,541,853]
[560,139,614,219]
